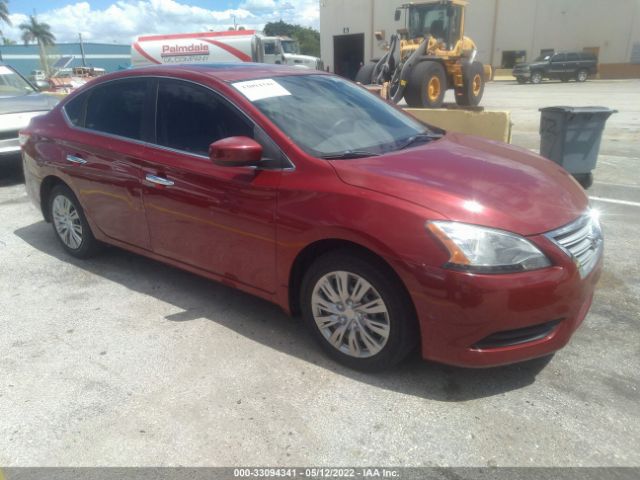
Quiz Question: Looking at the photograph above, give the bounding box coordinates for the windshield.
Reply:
[407,4,461,47]
[235,75,433,158]
[281,40,300,54]
[0,65,36,95]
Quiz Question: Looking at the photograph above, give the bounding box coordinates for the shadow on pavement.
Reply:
[0,155,24,187]
[14,220,552,402]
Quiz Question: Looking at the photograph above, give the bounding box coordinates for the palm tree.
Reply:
[0,1,11,27]
[19,15,55,75]
[0,0,11,45]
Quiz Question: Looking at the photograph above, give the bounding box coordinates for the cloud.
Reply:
[3,0,319,44]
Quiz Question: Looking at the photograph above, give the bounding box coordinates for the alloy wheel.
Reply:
[52,195,83,250]
[311,271,390,358]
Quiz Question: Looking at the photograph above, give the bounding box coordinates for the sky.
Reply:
[1,0,320,44]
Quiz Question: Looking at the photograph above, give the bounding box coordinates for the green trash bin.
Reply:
[539,106,617,189]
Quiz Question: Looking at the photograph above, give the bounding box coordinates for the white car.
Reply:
[0,64,59,159]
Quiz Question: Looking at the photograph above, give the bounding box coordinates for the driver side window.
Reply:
[155,79,253,156]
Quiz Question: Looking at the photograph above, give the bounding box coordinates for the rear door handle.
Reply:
[66,154,87,165]
[145,174,174,187]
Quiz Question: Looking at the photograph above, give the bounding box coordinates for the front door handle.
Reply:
[145,174,174,187]
[66,154,87,165]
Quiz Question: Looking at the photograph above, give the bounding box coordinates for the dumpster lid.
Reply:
[539,106,618,114]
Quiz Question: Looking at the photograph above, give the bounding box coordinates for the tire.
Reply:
[49,184,101,258]
[530,71,543,84]
[300,250,418,372]
[455,61,485,106]
[573,173,593,189]
[516,77,527,84]
[404,61,446,108]
[576,69,589,82]
[355,62,376,85]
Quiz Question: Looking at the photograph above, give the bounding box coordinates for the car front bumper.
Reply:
[405,233,603,368]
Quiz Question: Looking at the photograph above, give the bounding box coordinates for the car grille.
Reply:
[546,214,603,278]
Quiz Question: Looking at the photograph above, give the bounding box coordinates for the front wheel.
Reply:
[531,71,543,84]
[49,184,101,258]
[404,61,447,108]
[300,250,418,371]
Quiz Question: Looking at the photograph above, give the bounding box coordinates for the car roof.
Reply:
[105,63,325,84]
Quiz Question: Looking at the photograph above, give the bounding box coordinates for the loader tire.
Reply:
[455,61,485,106]
[355,63,376,85]
[404,61,446,108]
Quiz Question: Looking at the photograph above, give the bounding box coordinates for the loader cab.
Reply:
[396,1,465,51]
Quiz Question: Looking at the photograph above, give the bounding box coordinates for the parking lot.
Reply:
[0,79,639,466]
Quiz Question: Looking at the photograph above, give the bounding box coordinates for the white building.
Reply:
[320,0,640,79]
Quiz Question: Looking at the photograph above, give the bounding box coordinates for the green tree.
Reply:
[19,15,55,75]
[264,20,320,57]
[2,36,15,45]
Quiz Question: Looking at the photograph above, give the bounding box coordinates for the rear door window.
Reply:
[155,79,253,156]
[63,92,88,127]
[84,79,151,141]
[566,53,579,62]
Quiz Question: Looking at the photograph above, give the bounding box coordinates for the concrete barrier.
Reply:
[404,108,512,143]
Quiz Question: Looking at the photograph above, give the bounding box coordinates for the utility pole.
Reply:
[78,33,86,67]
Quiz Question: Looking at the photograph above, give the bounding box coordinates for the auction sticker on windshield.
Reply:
[232,79,291,102]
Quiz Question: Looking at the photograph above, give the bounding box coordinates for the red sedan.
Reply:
[20,64,603,371]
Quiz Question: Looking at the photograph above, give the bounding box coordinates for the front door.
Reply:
[141,79,279,293]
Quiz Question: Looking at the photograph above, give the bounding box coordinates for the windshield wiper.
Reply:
[320,150,381,160]
[397,132,442,150]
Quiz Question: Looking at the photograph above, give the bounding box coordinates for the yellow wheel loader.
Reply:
[356,0,492,108]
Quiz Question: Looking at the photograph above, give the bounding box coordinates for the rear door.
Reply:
[141,78,281,293]
[60,78,154,248]
[565,53,580,75]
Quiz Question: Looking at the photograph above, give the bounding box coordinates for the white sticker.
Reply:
[232,78,291,102]
[0,66,15,75]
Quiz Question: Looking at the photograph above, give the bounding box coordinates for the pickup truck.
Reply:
[513,52,598,84]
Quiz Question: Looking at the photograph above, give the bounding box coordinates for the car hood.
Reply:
[330,133,588,236]
[0,92,59,114]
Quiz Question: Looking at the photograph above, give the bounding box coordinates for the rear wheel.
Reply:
[531,71,543,84]
[300,250,418,371]
[573,173,593,189]
[576,69,589,82]
[455,61,485,106]
[355,62,376,85]
[49,184,101,258]
[404,61,446,108]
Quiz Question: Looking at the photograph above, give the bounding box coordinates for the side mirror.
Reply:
[209,136,263,167]
[394,9,401,21]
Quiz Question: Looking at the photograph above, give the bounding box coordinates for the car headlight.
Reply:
[427,221,551,273]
